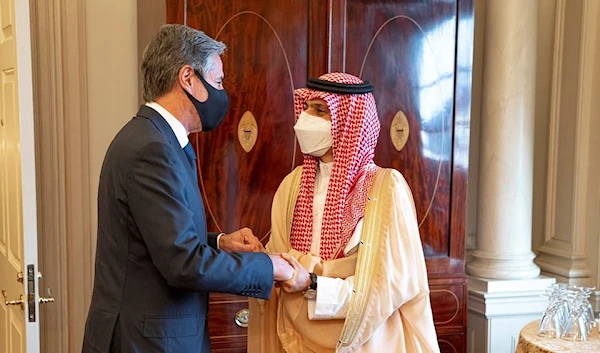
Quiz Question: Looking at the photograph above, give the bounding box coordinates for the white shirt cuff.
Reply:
[307,276,355,320]
[216,233,225,249]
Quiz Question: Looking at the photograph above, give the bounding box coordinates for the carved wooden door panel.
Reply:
[174,0,310,239]
[167,1,313,351]
[339,1,472,352]
[167,1,473,352]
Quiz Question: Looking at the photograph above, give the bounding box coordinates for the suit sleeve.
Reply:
[207,232,220,249]
[126,141,274,299]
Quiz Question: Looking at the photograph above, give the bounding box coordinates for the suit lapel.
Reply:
[135,105,199,187]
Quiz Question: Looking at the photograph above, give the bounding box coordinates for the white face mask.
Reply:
[293,111,333,157]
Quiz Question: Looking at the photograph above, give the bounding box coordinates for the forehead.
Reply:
[208,54,223,73]
[306,99,327,106]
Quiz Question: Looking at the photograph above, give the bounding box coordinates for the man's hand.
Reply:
[279,253,311,293]
[268,253,295,281]
[218,227,265,252]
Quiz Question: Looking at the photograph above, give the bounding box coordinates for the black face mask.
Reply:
[184,71,229,131]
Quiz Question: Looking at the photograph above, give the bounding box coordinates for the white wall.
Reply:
[85,0,139,249]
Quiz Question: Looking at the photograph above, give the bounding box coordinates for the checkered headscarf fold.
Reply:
[290,73,381,260]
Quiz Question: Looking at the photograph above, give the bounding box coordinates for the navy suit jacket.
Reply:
[82,106,274,353]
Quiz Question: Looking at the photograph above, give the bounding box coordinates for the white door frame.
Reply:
[2,0,40,351]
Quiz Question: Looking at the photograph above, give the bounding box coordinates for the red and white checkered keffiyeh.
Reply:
[290,73,381,260]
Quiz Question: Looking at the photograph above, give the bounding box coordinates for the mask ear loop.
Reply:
[192,70,210,103]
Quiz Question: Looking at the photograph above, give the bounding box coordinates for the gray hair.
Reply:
[141,24,226,102]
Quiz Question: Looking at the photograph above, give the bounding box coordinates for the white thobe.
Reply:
[308,160,362,320]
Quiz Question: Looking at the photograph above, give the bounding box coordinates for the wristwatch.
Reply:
[303,273,318,299]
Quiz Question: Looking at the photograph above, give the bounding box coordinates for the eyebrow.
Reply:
[313,104,328,111]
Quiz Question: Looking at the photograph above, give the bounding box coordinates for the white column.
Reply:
[466,1,550,351]
[466,0,541,280]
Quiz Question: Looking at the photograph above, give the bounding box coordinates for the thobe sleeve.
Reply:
[307,219,363,320]
[308,276,355,319]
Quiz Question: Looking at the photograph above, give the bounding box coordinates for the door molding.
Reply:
[30,0,92,352]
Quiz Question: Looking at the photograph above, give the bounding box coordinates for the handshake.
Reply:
[268,253,310,294]
[219,228,311,294]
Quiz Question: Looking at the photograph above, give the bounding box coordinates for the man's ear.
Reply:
[178,65,209,102]
[178,65,196,95]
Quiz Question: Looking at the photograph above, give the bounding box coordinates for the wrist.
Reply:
[303,273,317,299]
[308,273,317,290]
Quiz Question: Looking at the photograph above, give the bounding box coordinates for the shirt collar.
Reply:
[145,102,189,148]
[318,160,334,177]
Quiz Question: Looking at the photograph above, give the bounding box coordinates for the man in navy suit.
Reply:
[82,24,294,353]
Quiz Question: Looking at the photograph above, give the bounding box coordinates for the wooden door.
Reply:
[168,1,312,351]
[176,0,310,239]
[0,0,42,352]
[339,1,472,351]
[167,1,473,352]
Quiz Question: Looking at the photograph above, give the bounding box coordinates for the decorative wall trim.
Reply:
[543,0,566,245]
[535,0,594,284]
[590,0,600,307]
[511,335,519,353]
[30,1,69,352]
[31,0,92,352]
[570,0,597,279]
[536,247,590,282]
[62,0,93,350]
[467,327,476,353]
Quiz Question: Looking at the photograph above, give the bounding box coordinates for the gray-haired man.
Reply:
[82,24,293,353]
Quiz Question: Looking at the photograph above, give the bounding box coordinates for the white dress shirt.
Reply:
[145,102,224,248]
[307,160,362,320]
[145,102,189,148]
